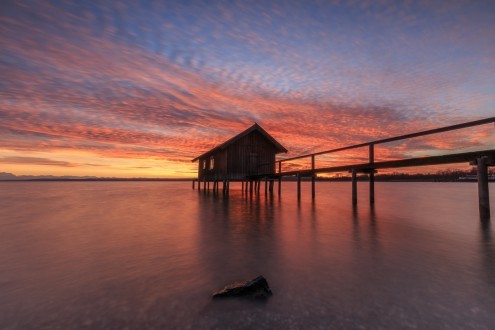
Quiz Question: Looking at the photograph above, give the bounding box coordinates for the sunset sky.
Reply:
[1,0,494,177]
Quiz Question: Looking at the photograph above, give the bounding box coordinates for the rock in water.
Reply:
[212,276,273,299]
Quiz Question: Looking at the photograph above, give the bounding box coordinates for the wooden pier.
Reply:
[194,117,495,221]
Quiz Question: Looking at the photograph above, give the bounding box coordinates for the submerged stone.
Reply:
[212,276,273,299]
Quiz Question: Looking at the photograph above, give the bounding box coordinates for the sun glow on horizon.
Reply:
[1,1,494,177]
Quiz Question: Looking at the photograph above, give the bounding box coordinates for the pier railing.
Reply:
[276,116,495,175]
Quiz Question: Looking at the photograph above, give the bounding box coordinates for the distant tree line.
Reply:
[317,167,495,182]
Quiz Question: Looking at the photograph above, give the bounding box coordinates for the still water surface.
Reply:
[1,181,495,329]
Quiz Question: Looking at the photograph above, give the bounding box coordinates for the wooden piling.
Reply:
[264,178,268,196]
[192,179,195,190]
[249,180,253,194]
[311,155,316,200]
[477,156,490,220]
[369,171,375,204]
[278,177,281,195]
[311,175,316,200]
[269,180,274,194]
[352,170,357,205]
[297,174,301,200]
[203,179,206,191]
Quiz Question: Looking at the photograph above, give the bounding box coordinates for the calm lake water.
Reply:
[1,181,495,329]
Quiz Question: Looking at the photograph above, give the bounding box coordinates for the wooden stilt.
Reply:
[192,180,195,190]
[369,171,375,204]
[311,175,316,200]
[477,156,490,220]
[264,178,268,195]
[311,155,315,200]
[249,180,253,194]
[269,180,274,194]
[242,181,244,192]
[352,170,357,205]
[297,174,301,200]
[278,177,281,195]
[203,179,206,191]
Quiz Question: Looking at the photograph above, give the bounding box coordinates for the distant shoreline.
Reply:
[1,178,493,182]
[0,178,191,182]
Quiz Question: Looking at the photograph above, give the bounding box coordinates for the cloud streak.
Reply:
[1,0,494,177]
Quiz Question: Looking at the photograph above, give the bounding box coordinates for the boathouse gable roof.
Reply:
[191,123,287,162]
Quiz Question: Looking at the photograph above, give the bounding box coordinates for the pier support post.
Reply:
[311,155,316,200]
[203,179,206,191]
[192,179,195,190]
[369,170,375,204]
[352,170,357,205]
[249,180,253,194]
[278,177,281,195]
[257,180,261,193]
[269,180,274,194]
[264,178,268,196]
[297,174,301,201]
[311,175,316,200]
[477,156,490,220]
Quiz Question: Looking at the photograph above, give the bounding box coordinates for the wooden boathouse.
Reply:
[192,123,287,184]
[193,117,494,221]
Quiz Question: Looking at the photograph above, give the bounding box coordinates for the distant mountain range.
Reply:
[0,172,189,181]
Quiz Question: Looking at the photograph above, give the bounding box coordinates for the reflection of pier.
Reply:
[193,117,495,220]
